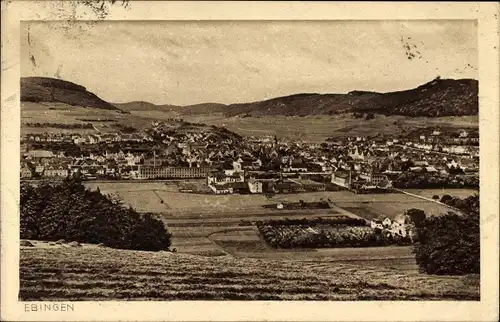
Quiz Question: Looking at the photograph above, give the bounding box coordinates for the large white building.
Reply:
[137,166,211,179]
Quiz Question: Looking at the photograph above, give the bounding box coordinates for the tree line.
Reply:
[393,172,479,189]
[412,194,479,275]
[26,122,94,129]
[20,178,172,251]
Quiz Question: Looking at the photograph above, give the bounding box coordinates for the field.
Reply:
[21,102,162,134]
[84,182,459,217]
[403,189,478,199]
[179,114,478,142]
[82,182,463,261]
[20,247,480,301]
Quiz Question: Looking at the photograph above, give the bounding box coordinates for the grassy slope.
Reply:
[20,247,479,301]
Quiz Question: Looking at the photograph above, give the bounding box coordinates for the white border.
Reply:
[1,1,499,321]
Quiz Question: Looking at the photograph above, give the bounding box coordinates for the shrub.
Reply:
[365,112,375,120]
[412,195,479,275]
[20,178,171,251]
[432,195,439,200]
[440,194,453,203]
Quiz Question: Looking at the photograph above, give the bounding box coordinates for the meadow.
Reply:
[19,247,480,301]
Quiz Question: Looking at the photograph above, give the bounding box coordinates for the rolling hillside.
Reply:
[21,77,123,112]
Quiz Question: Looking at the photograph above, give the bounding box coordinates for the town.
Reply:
[20,120,479,194]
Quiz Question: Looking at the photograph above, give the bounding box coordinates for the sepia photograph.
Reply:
[1,1,499,321]
[17,18,482,301]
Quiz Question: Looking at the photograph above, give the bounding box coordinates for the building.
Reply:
[358,170,389,186]
[209,183,234,194]
[207,170,244,185]
[331,170,352,189]
[382,217,392,228]
[248,180,263,194]
[138,166,211,179]
[20,166,33,178]
[44,166,69,178]
[348,146,366,161]
[459,130,469,138]
[370,220,384,230]
[26,150,54,161]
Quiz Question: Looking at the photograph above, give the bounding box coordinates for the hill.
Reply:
[22,77,478,118]
[20,247,480,300]
[221,78,478,118]
[21,77,122,111]
[112,78,478,118]
[352,78,478,117]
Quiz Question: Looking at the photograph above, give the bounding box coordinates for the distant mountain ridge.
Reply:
[21,77,478,118]
[114,77,478,118]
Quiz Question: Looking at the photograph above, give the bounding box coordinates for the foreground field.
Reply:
[20,247,480,301]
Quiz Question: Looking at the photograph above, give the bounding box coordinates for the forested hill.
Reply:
[21,77,122,111]
[221,78,478,118]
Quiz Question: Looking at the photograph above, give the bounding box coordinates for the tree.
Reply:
[412,195,480,275]
[365,112,375,120]
[440,194,453,204]
[432,195,440,200]
[405,208,426,227]
[20,179,171,251]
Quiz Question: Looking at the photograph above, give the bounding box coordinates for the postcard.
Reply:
[1,1,499,321]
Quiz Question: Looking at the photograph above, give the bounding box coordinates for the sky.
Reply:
[21,20,478,105]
